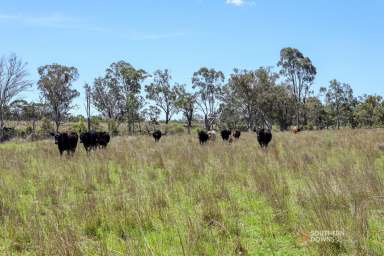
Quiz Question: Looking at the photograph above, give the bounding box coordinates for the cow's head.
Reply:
[255,128,264,136]
[50,132,60,144]
[79,133,86,144]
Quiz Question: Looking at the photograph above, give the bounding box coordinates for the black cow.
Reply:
[50,132,78,155]
[80,132,97,152]
[97,132,110,148]
[153,130,162,142]
[80,131,111,152]
[233,130,241,139]
[198,131,209,144]
[256,128,272,148]
[221,129,231,141]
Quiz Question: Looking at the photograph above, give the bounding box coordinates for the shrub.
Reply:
[72,117,87,133]
[40,118,54,133]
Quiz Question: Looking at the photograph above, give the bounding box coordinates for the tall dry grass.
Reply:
[0,129,383,255]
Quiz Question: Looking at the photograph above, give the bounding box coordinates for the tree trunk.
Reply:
[0,107,4,129]
[165,112,169,125]
[108,119,112,133]
[32,119,36,133]
[55,121,60,133]
[0,106,4,139]
[129,123,133,135]
[87,117,91,132]
[248,114,254,132]
[279,119,289,131]
[296,109,300,129]
[204,114,210,130]
[187,118,192,134]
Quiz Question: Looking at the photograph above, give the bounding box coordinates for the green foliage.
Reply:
[8,47,384,136]
[145,69,178,124]
[39,117,54,133]
[72,116,87,133]
[165,122,185,135]
[175,84,196,133]
[90,116,101,130]
[278,47,317,128]
[322,80,355,129]
[224,67,280,130]
[355,95,384,127]
[192,67,225,130]
[37,64,80,132]
[92,61,147,134]
[108,119,119,136]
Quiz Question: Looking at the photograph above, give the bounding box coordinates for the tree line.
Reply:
[1,47,384,137]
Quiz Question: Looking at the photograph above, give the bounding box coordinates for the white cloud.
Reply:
[225,0,255,7]
[226,0,244,6]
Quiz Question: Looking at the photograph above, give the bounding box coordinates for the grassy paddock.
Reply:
[0,129,384,255]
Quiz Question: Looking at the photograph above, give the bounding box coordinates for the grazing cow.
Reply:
[50,132,78,156]
[232,130,241,139]
[292,127,301,134]
[221,129,231,141]
[80,131,111,152]
[153,130,162,142]
[207,130,216,142]
[256,128,272,148]
[198,131,209,144]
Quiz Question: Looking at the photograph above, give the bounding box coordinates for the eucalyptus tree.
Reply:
[271,84,295,131]
[141,105,161,132]
[25,102,46,132]
[91,76,124,132]
[278,47,317,128]
[105,61,147,134]
[0,54,32,129]
[192,67,224,130]
[321,80,354,129]
[355,95,383,128]
[305,96,329,130]
[175,83,196,134]
[225,67,279,130]
[37,64,79,132]
[145,69,178,125]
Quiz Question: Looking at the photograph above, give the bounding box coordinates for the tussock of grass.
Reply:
[0,129,383,255]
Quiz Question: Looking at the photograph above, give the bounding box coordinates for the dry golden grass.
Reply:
[0,129,384,255]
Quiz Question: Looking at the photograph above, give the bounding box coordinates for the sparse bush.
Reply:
[72,116,87,133]
[108,120,119,136]
[40,117,54,133]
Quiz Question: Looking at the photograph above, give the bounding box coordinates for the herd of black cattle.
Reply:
[49,129,273,156]
[50,131,111,155]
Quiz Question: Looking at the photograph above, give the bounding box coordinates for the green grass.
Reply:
[0,129,384,255]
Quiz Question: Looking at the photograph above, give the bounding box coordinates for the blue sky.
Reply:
[0,0,383,115]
